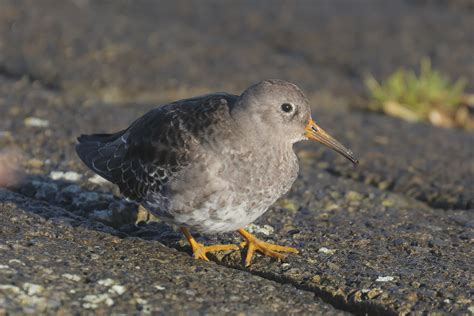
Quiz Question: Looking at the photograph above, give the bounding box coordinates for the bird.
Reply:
[76,79,358,266]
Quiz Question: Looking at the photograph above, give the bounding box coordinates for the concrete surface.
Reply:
[0,0,473,314]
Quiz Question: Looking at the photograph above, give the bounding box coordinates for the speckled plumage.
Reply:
[76,80,345,234]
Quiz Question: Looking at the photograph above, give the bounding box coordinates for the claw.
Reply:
[238,228,298,266]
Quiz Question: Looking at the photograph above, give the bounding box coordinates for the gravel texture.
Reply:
[0,0,473,314]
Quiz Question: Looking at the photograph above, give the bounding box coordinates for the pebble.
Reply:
[376,276,395,282]
[27,159,44,169]
[24,117,50,128]
[345,190,363,202]
[49,171,82,182]
[83,294,114,308]
[318,247,336,255]
[98,278,116,287]
[88,174,109,185]
[22,283,45,296]
[110,285,126,295]
[62,273,81,282]
[0,284,21,293]
[245,223,274,236]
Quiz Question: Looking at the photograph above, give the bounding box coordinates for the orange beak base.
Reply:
[304,119,359,165]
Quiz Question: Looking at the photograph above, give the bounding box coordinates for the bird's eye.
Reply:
[281,103,293,113]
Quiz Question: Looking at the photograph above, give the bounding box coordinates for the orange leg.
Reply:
[181,227,239,261]
[238,228,299,266]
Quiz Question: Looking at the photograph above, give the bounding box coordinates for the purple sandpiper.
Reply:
[76,79,358,266]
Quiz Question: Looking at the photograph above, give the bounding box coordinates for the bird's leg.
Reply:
[237,228,299,267]
[180,227,239,261]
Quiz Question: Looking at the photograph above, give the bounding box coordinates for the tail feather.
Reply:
[75,130,127,182]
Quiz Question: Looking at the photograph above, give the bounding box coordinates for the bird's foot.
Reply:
[181,227,239,261]
[238,228,299,267]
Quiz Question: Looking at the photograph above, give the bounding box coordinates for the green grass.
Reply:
[365,58,466,122]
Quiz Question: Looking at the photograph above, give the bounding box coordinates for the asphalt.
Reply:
[0,0,473,314]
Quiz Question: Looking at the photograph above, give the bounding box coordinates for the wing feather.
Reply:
[76,93,236,202]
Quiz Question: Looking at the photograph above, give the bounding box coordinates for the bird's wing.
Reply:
[76,93,236,201]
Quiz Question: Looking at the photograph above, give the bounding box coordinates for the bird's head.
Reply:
[235,79,358,165]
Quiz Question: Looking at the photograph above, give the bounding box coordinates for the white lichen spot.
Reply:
[88,174,109,185]
[83,294,114,308]
[8,259,25,266]
[0,265,16,275]
[109,284,126,295]
[245,223,274,236]
[98,278,116,287]
[0,284,21,293]
[318,247,336,255]
[376,276,395,282]
[49,171,82,182]
[22,282,45,296]
[24,117,50,128]
[154,285,166,291]
[62,273,81,282]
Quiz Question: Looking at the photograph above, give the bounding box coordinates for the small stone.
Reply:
[22,282,45,295]
[318,247,336,255]
[110,284,126,295]
[377,181,391,190]
[323,202,339,211]
[311,275,321,284]
[0,265,16,275]
[27,159,44,169]
[88,174,109,185]
[24,117,50,128]
[8,259,25,266]
[367,288,383,299]
[381,198,395,207]
[376,276,394,282]
[0,284,21,293]
[245,223,274,236]
[345,191,363,202]
[83,293,114,308]
[154,285,166,291]
[406,292,418,302]
[278,199,298,212]
[49,171,82,182]
[456,296,471,304]
[98,278,116,287]
[62,273,81,282]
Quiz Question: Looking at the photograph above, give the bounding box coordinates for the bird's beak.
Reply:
[304,119,359,165]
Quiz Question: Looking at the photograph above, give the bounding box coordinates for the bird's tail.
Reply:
[75,130,127,182]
